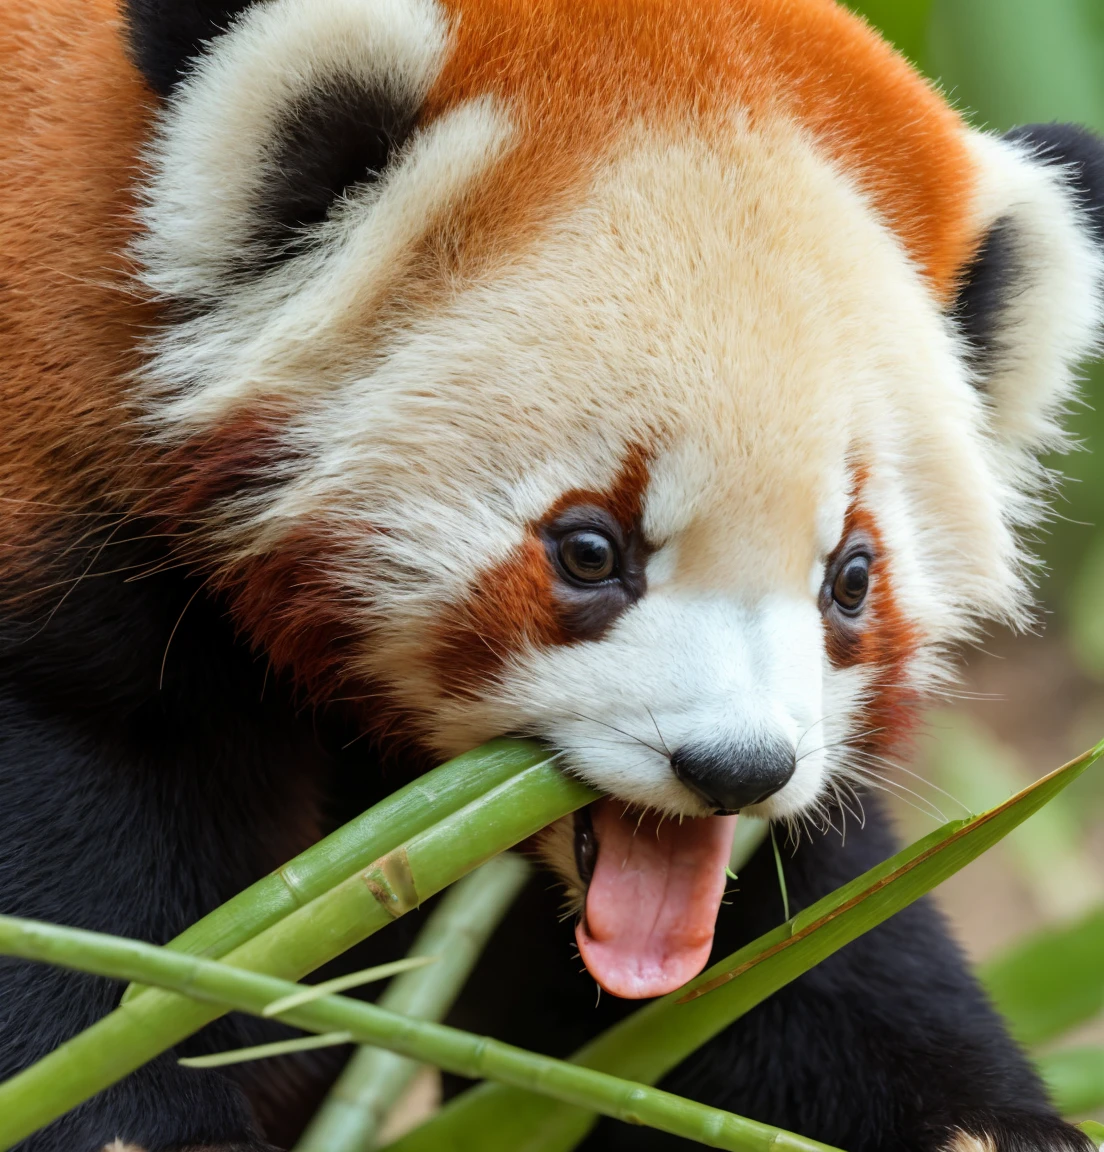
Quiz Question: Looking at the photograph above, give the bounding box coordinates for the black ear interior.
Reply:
[950,122,1104,383]
[125,0,257,95]
[126,3,422,274]
[253,79,419,265]
[950,213,1022,380]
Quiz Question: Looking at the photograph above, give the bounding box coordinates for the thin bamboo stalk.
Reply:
[180,1031,356,1068]
[294,853,531,1152]
[0,914,842,1152]
[0,760,595,1150]
[123,738,545,1002]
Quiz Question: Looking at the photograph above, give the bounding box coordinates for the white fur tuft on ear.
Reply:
[136,0,451,301]
[960,130,1104,457]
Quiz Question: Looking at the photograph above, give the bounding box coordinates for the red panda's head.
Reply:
[121,0,1103,996]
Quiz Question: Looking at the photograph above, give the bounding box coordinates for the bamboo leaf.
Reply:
[981,906,1104,1047]
[294,854,531,1152]
[179,1031,355,1069]
[263,957,437,1018]
[1037,1047,1104,1118]
[1080,1120,1104,1148]
[0,754,595,1150]
[389,741,1103,1152]
[0,914,843,1152]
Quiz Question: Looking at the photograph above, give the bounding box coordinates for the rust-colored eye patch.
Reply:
[428,446,652,697]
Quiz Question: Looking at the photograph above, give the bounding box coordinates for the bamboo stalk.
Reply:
[123,738,545,1002]
[294,853,531,1152]
[0,760,595,1150]
[0,914,841,1152]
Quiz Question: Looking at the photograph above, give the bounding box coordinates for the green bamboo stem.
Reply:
[0,760,595,1150]
[0,914,841,1152]
[294,853,531,1152]
[123,738,545,1002]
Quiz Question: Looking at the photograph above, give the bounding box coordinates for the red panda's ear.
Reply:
[134,0,454,303]
[951,125,1104,457]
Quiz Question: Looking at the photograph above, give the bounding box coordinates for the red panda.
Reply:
[0,0,1101,1149]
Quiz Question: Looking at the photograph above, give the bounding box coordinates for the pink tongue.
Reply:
[576,799,738,999]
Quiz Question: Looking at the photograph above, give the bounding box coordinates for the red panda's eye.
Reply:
[833,554,871,613]
[558,530,617,584]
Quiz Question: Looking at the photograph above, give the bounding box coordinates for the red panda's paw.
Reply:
[942,1116,1095,1152]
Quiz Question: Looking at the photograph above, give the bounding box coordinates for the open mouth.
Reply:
[573,797,739,999]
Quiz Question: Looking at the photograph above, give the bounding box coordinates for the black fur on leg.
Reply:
[0,521,373,1151]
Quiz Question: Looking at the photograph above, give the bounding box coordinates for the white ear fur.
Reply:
[961,130,1104,458]
[135,0,451,302]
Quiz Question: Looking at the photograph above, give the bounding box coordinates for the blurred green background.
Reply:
[846,0,1104,1122]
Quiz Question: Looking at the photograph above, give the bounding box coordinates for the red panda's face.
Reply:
[132,0,1102,996]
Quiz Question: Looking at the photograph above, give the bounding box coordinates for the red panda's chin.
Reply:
[574,799,738,1000]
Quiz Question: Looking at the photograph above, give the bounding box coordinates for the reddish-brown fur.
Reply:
[0,0,157,585]
[218,519,363,699]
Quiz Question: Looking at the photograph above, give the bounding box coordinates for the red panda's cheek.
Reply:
[218,520,361,697]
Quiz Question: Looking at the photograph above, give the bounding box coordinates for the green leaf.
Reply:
[1038,1047,1104,1118]
[387,741,1104,1152]
[263,956,437,1018]
[981,907,1104,1047]
[1080,1120,1104,1148]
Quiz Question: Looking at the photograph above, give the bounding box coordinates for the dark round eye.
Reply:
[833,554,870,613]
[558,529,617,584]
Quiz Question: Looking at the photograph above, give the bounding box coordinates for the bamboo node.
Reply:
[362,849,419,918]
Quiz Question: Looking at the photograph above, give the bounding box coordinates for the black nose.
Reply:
[670,741,796,812]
